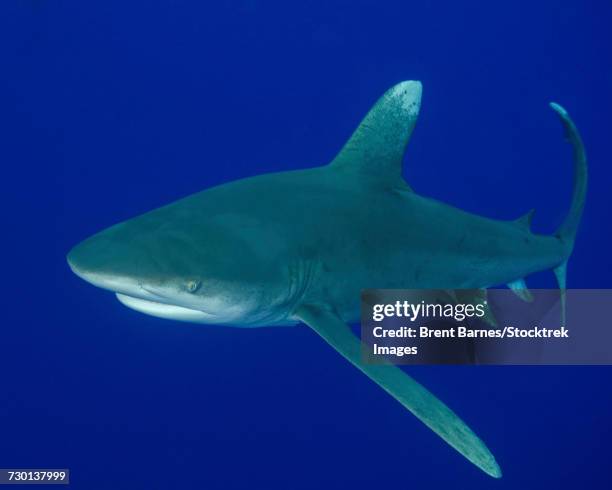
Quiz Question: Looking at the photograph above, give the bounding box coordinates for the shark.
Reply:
[67,80,587,478]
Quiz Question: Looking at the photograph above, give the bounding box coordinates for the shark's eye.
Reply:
[186,280,201,293]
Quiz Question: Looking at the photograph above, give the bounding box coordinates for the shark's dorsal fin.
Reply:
[330,81,422,188]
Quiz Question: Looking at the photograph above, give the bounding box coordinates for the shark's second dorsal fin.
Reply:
[330,81,422,188]
[513,209,535,230]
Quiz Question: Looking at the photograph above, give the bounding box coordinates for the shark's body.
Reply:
[68,81,587,478]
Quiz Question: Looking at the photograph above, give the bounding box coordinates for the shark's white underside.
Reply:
[116,293,218,322]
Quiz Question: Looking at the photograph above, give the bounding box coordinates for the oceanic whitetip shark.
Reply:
[67,81,587,478]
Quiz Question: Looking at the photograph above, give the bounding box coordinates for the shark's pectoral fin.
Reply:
[329,81,421,190]
[294,303,502,479]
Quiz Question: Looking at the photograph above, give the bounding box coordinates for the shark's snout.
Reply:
[67,225,229,323]
[67,231,144,296]
[67,238,99,282]
[68,232,110,278]
[67,253,128,293]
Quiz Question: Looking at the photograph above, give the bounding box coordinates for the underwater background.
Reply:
[2,1,612,488]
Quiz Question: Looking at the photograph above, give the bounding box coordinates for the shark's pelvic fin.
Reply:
[506,279,534,302]
[330,81,422,189]
[295,303,502,479]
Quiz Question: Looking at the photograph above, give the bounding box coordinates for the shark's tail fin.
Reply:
[549,103,588,319]
[551,103,588,246]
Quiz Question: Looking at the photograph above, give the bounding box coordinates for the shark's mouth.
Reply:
[116,293,215,323]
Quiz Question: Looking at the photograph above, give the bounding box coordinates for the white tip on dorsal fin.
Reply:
[507,279,533,302]
[330,81,422,188]
[514,209,535,230]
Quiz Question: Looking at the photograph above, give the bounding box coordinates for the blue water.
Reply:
[2,1,612,488]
